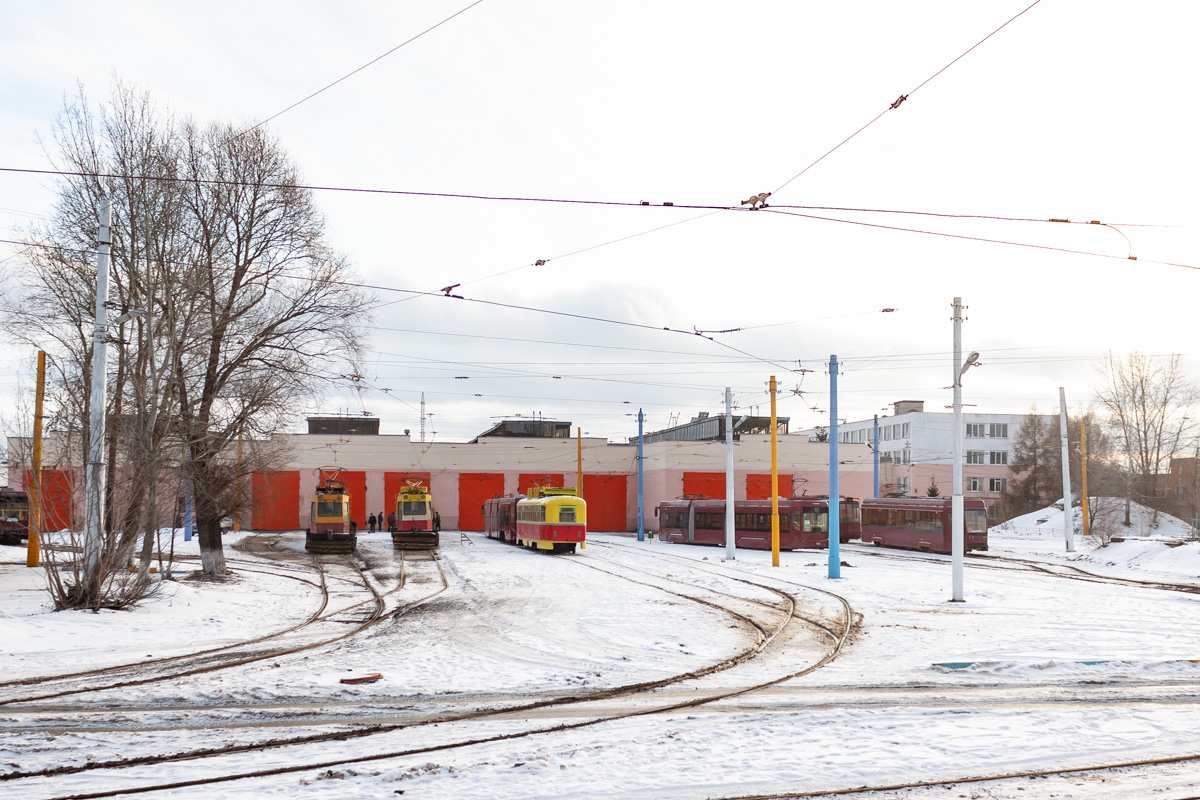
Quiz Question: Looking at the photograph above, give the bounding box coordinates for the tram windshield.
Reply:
[965,509,988,534]
[793,509,828,533]
[401,500,428,516]
[315,500,345,519]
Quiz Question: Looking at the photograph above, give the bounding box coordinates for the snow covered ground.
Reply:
[3,502,1200,799]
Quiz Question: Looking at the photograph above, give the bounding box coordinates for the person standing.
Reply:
[433,510,441,533]
[368,513,377,533]
[387,511,396,532]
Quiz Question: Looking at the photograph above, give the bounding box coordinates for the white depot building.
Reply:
[797,400,1057,520]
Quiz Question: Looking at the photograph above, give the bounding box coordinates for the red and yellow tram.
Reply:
[483,487,586,554]
[656,496,859,550]
[860,496,988,554]
[305,468,356,554]
[391,479,437,551]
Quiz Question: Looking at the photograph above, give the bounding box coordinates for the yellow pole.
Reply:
[27,351,45,567]
[1080,420,1089,537]
[770,375,779,567]
[577,427,583,498]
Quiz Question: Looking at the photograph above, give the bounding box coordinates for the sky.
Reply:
[4,502,1200,798]
[1,1,1197,444]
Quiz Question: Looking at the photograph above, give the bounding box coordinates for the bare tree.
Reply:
[2,81,368,604]
[1095,351,1199,522]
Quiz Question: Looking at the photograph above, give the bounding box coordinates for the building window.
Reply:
[902,422,910,438]
[989,451,1009,465]
[966,451,985,465]
[989,423,1009,438]
[967,477,983,492]
[966,423,985,438]
[989,477,1007,492]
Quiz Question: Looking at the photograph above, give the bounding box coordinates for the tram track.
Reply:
[0,539,399,708]
[2,537,852,796]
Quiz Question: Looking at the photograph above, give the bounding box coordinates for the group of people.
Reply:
[367,511,394,533]
[364,510,442,533]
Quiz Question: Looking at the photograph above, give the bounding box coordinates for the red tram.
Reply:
[655,496,860,551]
[0,489,30,546]
[859,497,988,554]
[483,487,586,554]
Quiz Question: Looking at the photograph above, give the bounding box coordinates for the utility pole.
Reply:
[1080,420,1090,538]
[420,392,426,443]
[828,356,840,579]
[950,297,978,603]
[724,387,735,561]
[84,198,112,586]
[769,376,779,567]
[637,409,645,541]
[873,414,880,498]
[1059,387,1075,552]
[28,350,45,568]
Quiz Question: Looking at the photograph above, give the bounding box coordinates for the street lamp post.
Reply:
[951,296,979,603]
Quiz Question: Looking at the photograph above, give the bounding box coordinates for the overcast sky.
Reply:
[1,1,1196,444]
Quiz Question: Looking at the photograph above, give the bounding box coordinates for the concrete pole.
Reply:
[951,297,965,602]
[770,376,779,567]
[828,356,841,579]
[1080,420,1090,538]
[637,409,645,541]
[1060,387,1075,552]
[84,199,112,583]
[724,387,735,561]
[873,414,880,497]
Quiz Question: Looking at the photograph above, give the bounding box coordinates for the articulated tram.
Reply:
[305,468,356,554]
[391,479,437,551]
[656,496,862,550]
[483,487,586,554]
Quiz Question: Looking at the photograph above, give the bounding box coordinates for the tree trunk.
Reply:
[198,515,226,575]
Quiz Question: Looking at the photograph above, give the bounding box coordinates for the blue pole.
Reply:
[829,355,841,579]
[873,414,880,497]
[184,480,194,542]
[637,409,645,541]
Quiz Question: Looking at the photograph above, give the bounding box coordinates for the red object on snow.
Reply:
[340,673,382,685]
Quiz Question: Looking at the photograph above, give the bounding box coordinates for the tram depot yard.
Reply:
[4,501,1200,800]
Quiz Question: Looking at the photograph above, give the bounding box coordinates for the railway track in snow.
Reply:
[1,534,853,798]
[0,533,417,707]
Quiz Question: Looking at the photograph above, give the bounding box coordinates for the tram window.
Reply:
[559,506,576,523]
[316,501,344,518]
[965,509,988,534]
[402,500,427,515]
[803,510,829,533]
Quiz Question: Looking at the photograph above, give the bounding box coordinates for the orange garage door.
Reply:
[519,473,564,494]
[682,472,725,500]
[25,469,74,532]
[253,471,300,531]
[583,474,627,532]
[458,473,505,531]
[746,473,794,500]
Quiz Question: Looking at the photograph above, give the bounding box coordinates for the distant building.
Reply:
[797,400,1057,520]
[306,415,380,436]
[640,413,788,444]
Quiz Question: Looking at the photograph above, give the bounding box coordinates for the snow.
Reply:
[3,502,1200,799]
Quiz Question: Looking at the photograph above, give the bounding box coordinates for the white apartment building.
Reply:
[798,400,1057,520]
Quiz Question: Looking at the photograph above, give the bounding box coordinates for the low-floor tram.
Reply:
[391,478,438,551]
[860,496,989,554]
[656,496,861,551]
[305,468,356,555]
[483,487,586,553]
